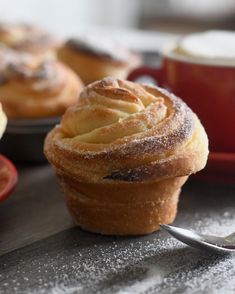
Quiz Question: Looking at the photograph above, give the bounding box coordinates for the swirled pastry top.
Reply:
[0,48,83,118]
[45,77,208,182]
[65,36,141,65]
[0,22,61,55]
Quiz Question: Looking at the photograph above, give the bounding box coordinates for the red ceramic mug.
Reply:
[128,49,235,153]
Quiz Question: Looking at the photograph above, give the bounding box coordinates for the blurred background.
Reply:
[0,0,235,35]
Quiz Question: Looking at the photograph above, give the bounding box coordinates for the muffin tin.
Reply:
[0,117,60,162]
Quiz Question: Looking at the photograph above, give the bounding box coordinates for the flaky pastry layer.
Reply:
[45,77,208,183]
[0,48,83,118]
[0,22,61,56]
[58,39,142,84]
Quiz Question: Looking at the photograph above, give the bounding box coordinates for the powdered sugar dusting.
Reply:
[67,36,136,64]
[50,79,199,184]
[1,183,235,294]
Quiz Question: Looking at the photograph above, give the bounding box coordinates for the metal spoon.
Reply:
[160,224,235,254]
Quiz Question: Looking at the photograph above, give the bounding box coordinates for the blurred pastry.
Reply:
[0,47,83,119]
[44,77,208,235]
[0,22,61,60]
[0,103,7,138]
[58,36,142,84]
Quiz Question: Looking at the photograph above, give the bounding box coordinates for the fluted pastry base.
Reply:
[57,174,188,235]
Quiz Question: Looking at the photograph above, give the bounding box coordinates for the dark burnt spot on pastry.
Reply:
[104,165,156,182]
[104,169,140,182]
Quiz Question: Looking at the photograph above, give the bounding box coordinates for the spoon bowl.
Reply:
[160,224,235,254]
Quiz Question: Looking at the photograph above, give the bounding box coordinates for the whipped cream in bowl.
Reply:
[167,30,235,66]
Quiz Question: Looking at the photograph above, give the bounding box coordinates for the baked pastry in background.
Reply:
[58,36,142,84]
[0,47,83,119]
[0,103,7,138]
[44,77,208,235]
[0,22,61,60]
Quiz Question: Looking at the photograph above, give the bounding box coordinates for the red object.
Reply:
[128,56,235,182]
[128,58,235,153]
[0,154,18,202]
[196,151,235,183]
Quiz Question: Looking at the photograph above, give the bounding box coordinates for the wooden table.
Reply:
[0,164,235,294]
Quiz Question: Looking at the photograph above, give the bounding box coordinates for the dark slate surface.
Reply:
[0,165,235,294]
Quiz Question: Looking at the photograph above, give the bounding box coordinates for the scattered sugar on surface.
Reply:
[1,189,235,294]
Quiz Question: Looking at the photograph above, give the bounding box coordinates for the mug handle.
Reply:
[127,66,164,86]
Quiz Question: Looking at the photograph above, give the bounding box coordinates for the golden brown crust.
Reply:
[64,38,141,65]
[45,77,208,183]
[58,38,142,84]
[44,77,208,235]
[0,22,61,58]
[62,175,188,235]
[0,48,84,118]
